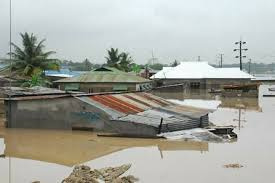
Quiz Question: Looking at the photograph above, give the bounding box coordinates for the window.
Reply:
[88,88,93,93]
[190,82,200,89]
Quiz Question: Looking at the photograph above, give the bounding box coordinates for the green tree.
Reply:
[83,58,93,71]
[171,60,179,67]
[105,48,121,68]
[8,32,60,76]
[22,71,50,87]
[105,48,134,72]
[149,63,165,70]
[119,52,133,72]
[131,63,141,74]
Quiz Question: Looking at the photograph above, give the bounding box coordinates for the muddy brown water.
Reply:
[0,85,275,183]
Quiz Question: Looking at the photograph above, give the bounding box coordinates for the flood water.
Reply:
[1,85,275,183]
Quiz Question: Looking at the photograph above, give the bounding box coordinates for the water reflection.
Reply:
[152,88,261,111]
[0,128,208,167]
[0,85,274,183]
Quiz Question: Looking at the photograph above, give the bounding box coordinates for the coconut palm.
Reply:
[119,52,133,72]
[8,32,59,76]
[105,48,121,68]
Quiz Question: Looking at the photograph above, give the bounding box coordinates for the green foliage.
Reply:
[105,48,133,72]
[8,32,60,76]
[149,63,166,70]
[105,48,121,68]
[131,63,141,74]
[22,72,50,87]
[170,60,179,67]
[119,52,133,72]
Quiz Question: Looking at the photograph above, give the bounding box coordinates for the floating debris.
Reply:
[159,127,237,143]
[223,163,244,168]
[158,128,225,143]
[62,164,138,183]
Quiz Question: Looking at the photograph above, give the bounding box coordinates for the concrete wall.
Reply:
[156,78,252,89]
[5,97,110,130]
[4,97,159,136]
[205,79,253,89]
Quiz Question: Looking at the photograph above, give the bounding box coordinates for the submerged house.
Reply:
[151,62,255,89]
[54,67,152,93]
[4,88,211,136]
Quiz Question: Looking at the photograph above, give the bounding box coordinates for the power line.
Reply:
[234,40,248,70]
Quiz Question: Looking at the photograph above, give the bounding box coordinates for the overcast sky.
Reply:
[1,0,275,64]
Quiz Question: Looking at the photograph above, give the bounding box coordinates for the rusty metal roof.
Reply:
[87,92,170,115]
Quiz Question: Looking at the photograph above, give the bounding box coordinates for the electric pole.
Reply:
[248,59,251,74]
[234,40,248,70]
[148,50,158,65]
[219,54,224,68]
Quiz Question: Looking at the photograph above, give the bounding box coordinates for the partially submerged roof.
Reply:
[79,92,211,130]
[0,86,67,97]
[55,67,151,83]
[151,62,254,79]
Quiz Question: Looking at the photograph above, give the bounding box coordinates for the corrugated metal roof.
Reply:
[5,94,70,101]
[55,67,151,83]
[151,62,254,79]
[87,92,170,115]
[79,92,211,132]
[1,86,67,97]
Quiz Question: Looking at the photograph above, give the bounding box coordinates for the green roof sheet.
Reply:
[55,67,151,83]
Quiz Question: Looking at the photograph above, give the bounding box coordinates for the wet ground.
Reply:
[1,85,275,183]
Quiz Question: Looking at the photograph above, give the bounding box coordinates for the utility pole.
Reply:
[9,1,12,182]
[148,50,158,65]
[151,51,155,65]
[234,40,248,70]
[248,59,251,74]
[219,54,224,68]
[198,56,201,62]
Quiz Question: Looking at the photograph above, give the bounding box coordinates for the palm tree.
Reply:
[119,52,133,72]
[171,60,179,67]
[8,32,59,77]
[105,48,121,68]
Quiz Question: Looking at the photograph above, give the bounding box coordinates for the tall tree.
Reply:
[119,52,133,72]
[105,48,121,69]
[171,60,179,67]
[8,32,59,76]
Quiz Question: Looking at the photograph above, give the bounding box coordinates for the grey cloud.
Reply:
[1,0,275,64]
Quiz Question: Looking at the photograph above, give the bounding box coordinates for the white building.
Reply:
[151,62,255,89]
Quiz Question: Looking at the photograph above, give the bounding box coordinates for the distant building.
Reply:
[4,91,210,135]
[54,67,152,93]
[139,68,160,79]
[45,69,87,81]
[151,62,255,89]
